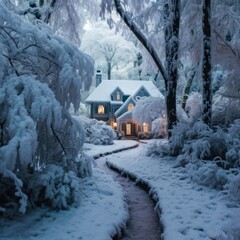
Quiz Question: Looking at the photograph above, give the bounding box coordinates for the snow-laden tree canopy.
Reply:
[81,21,138,80]
[1,0,101,45]
[0,3,94,214]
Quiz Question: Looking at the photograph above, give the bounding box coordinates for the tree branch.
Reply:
[51,124,67,155]
[114,0,169,89]
[213,29,238,58]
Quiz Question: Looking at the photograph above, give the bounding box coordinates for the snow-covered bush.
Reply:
[132,97,166,125]
[145,139,170,157]
[0,170,28,215]
[225,119,240,168]
[171,121,227,162]
[151,117,168,139]
[76,116,115,145]
[0,4,93,214]
[28,165,81,209]
[187,162,230,190]
[212,94,240,126]
[170,120,240,196]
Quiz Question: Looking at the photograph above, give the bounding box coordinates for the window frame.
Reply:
[98,104,105,114]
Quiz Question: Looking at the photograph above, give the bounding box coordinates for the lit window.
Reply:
[143,122,149,133]
[116,91,121,101]
[126,123,131,135]
[128,103,134,112]
[98,105,105,114]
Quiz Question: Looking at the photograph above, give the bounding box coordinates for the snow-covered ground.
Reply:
[1,140,239,240]
[106,140,240,240]
[0,141,137,240]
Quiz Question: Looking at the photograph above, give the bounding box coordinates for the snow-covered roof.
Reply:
[85,80,163,103]
[117,111,133,123]
[110,101,123,105]
[115,96,136,117]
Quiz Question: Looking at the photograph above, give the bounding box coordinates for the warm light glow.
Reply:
[116,91,121,101]
[113,122,117,127]
[128,103,134,111]
[143,122,148,133]
[98,105,105,114]
[126,123,131,135]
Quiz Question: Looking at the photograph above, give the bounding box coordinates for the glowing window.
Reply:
[143,123,149,133]
[98,105,105,114]
[128,103,134,112]
[116,91,121,101]
[126,123,131,135]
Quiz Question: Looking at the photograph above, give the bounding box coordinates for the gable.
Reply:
[133,86,150,101]
[111,87,124,101]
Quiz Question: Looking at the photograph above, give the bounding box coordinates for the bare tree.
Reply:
[95,41,119,80]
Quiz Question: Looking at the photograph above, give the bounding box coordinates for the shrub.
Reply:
[77,116,115,145]
[170,120,240,195]
[28,165,81,210]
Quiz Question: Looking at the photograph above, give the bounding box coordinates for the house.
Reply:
[85,74,163,138]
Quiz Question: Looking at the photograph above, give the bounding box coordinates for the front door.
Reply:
[126,123,131,136]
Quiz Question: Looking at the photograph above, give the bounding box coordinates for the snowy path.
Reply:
[95,147,162,240]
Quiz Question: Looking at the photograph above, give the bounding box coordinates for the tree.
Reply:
[0,3,94,214]
[1,0,100,45]
[81,21,137,80]
[102,0,180,137]
[163,0,180,132]
[202,0,212,126]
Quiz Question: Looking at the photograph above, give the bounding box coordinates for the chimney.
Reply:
[96,70,102,87]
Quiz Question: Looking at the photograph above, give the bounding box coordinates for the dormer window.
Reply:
[128,103,134,112]
[98,105,105,114]
[116,91,121,101]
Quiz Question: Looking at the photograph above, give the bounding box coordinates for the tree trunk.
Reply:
[107,61,111,80]
[202,0,212,126]
[164,0,180,136]
[113,0,180,138]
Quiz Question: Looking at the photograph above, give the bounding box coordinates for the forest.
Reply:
[0,1,239,239]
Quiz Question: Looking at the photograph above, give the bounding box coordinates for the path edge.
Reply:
[106,160,164,240]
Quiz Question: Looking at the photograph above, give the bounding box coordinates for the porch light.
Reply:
[113,122,117,128]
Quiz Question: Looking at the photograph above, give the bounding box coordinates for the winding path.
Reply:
[94,143,162,240]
